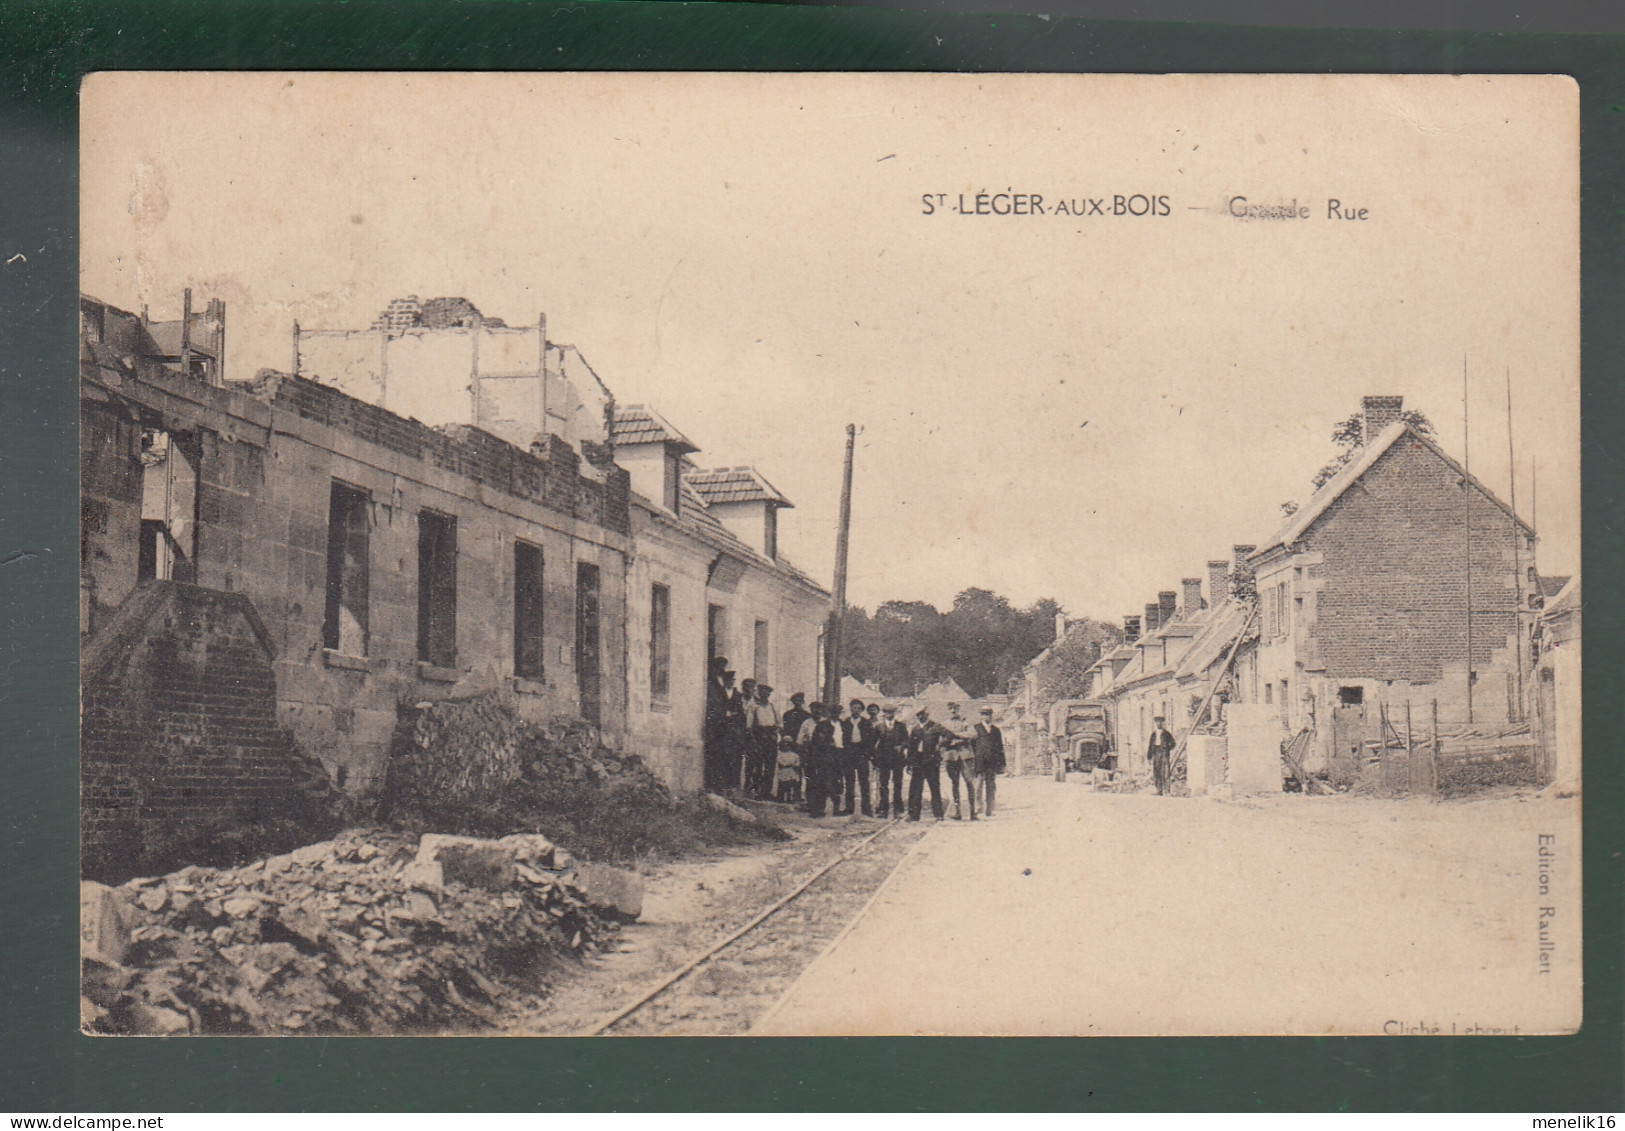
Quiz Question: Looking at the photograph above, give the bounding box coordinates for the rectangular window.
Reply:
[763,506,778,560]
[707,603,727,663]
[323,482,370,655]
[576,562,602,726]
[137,428,199,584]
[1339,686,1364,706]
[417,510,458,667]
[513,540,545,679]
[650,583,672,701]
[754,619,770,685]
[1264,683,1274,705]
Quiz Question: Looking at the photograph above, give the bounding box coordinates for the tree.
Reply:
[1035,621,1121,703]
[837,590,1093,698]
[1310,409,1436,490]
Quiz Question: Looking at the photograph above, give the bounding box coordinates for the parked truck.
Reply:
[1048,699,1112,776]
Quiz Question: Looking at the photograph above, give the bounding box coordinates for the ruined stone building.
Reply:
[80,293,829,857]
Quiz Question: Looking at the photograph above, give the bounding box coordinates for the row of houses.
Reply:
[80,292,830,855]
[1006,394,1579,794]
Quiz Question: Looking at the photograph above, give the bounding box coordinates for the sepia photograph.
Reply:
[77,71,1580,1037]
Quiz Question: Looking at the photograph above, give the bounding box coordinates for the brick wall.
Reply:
[81,582,290,870]
[1303,437,1526,682]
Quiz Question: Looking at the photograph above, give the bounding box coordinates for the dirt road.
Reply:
[755,775,1582,1036]
[506,807,925,1035]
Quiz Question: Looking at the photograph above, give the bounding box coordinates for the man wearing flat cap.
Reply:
[746,682,779,799]
[973,706,1007,817]
[1148,714,1176,796]
[906,707,950,821]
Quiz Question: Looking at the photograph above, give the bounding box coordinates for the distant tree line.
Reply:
[838,588,1117,699]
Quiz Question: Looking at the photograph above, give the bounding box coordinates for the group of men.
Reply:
[702,657,1006,823]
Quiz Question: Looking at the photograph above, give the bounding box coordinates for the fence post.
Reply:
[1429,698,1440,795]
[1379,701,1391,794]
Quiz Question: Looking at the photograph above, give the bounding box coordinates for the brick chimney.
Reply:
[1208,560,1231,605]
[1122,615,1141,645]
[1181,578,1204,616]
[1144,602,1161,634]
[1158,590,1178,626]
[1054,612,1068,644]
[1232,544,1256,571]
[1362,395,1404,441]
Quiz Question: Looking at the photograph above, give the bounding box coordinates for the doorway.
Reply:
[576,562,601,726]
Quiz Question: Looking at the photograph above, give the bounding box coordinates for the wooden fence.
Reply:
[1289,699,1543,797]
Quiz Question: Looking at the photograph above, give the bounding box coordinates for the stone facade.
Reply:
[82,295,632,797]
[81,293,831,816]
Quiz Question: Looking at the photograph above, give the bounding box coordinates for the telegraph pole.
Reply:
[1507,368,1525,720]
[823,424,856,709]
[1464,356,1475,725]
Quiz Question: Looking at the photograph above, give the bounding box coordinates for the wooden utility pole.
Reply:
[823,424,856,709]
[1506,368,1525,721]
[1464,356,1475,725]
[181,287,193,380]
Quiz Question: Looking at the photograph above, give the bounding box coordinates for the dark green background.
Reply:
[2,0,1621,1111]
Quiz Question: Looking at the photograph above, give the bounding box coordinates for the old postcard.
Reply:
[78,72,1579,1037]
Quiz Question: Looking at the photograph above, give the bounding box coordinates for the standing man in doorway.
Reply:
[1148,714,1176,796]
[703,656,731,792]
[973,706,1006,817]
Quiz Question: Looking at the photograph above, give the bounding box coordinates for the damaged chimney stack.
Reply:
[1144,602,1161,634]
[1158,590,1178,626]
[1122,615,1141,645]
[1361,395,1404,441]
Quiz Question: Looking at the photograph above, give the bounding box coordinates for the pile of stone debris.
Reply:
[81,827,643,1036]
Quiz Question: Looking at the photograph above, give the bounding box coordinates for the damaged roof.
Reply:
[611,404,699,453]
[1173,599,1255,682]
[1256,421,1534,558]
[685,466,793,508]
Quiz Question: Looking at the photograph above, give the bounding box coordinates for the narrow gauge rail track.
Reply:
[585,817,924,1036]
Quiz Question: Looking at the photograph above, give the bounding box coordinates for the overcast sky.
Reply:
[81,73,1579,622]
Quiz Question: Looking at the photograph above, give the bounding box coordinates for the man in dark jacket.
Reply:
[870,703,907,818]
[803,703,838,818]
[973,706,1007,817]
[906,708,950,821]
[781,693,810,758]
[1148,714,1176,795]
[703,656,731,792]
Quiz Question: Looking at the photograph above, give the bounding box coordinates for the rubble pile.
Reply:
[383,695,783,860]
[385,696,671,822]
[81,828,641,1035]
